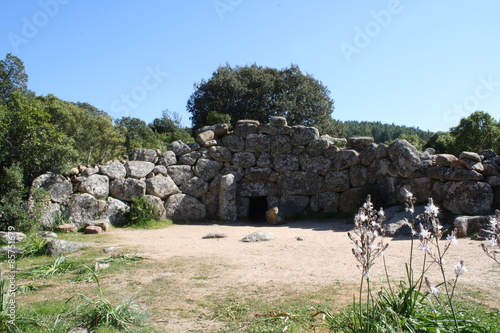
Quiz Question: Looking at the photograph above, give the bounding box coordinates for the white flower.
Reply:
[418,242,432,253]
[454,260,467,276]
[446,234,458,244]
[430,286,439,296]
[403,188,414,200]
[425,198,440,217]
[378,208,385,218]
[420,229,431,239]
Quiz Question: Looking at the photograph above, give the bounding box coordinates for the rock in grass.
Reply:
[202,232,228,239]
[0,231,26,243]
[241,230,275,242]
[0,246,23,256]
[45,239,88,256]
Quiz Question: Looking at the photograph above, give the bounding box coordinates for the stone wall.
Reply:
[31,116,500,227]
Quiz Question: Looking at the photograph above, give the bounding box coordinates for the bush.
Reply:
[126,196,161,227]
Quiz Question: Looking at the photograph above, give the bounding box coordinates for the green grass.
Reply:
[123,218,174,230]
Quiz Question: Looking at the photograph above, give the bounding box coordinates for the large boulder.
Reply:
[128,148,157,162]
[454,215,491,237]
[244,167,272,181]
[31,173,72,203]
[45,239,88,256]
[99,160,126,180]
[245,134,271,152]
[168,140,191,156]
[310,192,339,213]
[142,195,167,220]
[231,151,257,169]
[219,174,237,221]
[101,197,130,226]
[270,135,292,156]
[387,140,420,178]
[279,196,309,217]
[193,158,223,181]
[299,155,331,175]
[178,151,201,165]
[359,143,378,166]
[164,194,206,220]
[277,171,323,196]
[77,174,109,199]
[167,165,194,185]
[306,139,330,156]
[222,133,245,152]
[291,126,319,146]
[179,177,209,198]
[208,146,232,162]
[347,137,374,149]
[332,150,360,169]
[339,187,369,214]
[442,181,493,215]
[145,174,181,199]
[157,151,177,166]
[109,178,146,202]
[238,181,277,197]
[349,165,368,188]
[273,154,300,173]
[39,202,62,230]
[125,161,155,179]
[67,193,104,225]
[325,169,350,192]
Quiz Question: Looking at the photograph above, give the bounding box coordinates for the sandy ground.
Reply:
[108,219,500,307]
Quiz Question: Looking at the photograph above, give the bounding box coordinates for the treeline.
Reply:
[342,120,434,144]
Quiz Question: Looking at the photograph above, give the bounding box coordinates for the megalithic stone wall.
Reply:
[31,117,500,228]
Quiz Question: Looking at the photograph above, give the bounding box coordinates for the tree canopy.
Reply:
[187,64,340,135]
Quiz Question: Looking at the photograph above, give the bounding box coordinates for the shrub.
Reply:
[126,196,161,227]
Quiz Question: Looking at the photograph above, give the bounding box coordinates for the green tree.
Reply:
[449,111,500,153]
[149,110,193,144]
[115,116,167,151]
[206,110,232,126]
[425,131,457,154]
[187,64,339,135]
[0,53,30,103]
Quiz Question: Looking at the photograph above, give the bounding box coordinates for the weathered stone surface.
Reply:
[461,158,484,172]
[459,151,481,162]
[277,171,323,195]
[273,154,300,173]
[128,148,157,163]
[81,166,99,177]
[101,197,129,226]
[0,232,26,243]
[32,173,73,203]
[372,177,398,206]
[349,165,368,188]
[168,140,191,156]
[376,144,389,159]
[142,195,167,220]
[45,239,87,256]
[444,168,483,181]
[487,176,500,187]
[258,124,278,135]
[196,123,229,137]
[83,225,103,234]
[270,135,292,156]
[241,230,275,242]
[367,158,391,183]
[37,231,57,238]
[443,181,493,215]
[435,154,458,167]
[426,166,447,180]
[0,245,23,256]
[332,150,360,169]
[222,133,245,152]
[196,130,215,146]
[299,154,331,175]
[232,152,257,169]
[165,194,206,220]
[178,151,201,165]
[153,165,168,176]
[78,174,109,199]
[454,215,491,237]
[219,174,237,221]
[280,196,309,217]
[234,123,258,137]
[396,177,432,205]
[194,158,223,181]
[360,143,378,166]
[324,145,341,159]
[40,202,62,230]
[347,137,374,149]
[244,167,272,181]
[256,152,273,168]
[325,170,350,192]
[245,134,271,152]
[67,194,103,224]
[238,181,277,197]
[158,151,177,166]
[100,161,126,180]
[146,174,180,199]
[179,177,209,198]
[266,207,285,225]
[167,165,193,185]
[483,163,500,177]
[220,165,245,182]
[306,139,330,156]
[291,126,319,146]
[202,232,229,239]
[339,187,369,214]
[269,116,287,126]
[310,192,339,213]
[387,140,420,178]
[109,178,146,202]
[278,125,292,135]
[383,206,426,236]
[201,192,218,217]
[125,161,155,179]
[208,146,232,162]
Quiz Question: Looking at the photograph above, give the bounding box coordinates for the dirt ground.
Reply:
[108,219,500,311]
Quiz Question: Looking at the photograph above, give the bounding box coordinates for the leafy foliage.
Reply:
[450,111,500,153]
[187,63,338,135]
[343,120,434,144]
[126,196,162,227]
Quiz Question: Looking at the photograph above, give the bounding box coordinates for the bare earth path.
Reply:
[106,219,499,331]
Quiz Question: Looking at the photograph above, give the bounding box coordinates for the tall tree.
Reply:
[149,110,193,144]
[0,53,30,103]
[187,64,338,135]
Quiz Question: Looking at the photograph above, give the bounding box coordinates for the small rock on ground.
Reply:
[241,230,275,242]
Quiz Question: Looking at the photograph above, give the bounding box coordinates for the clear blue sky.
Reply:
[1,0,499,132]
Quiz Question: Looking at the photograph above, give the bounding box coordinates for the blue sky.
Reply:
[1,0,499,132]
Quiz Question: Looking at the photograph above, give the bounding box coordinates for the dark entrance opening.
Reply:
[248,197,268,222]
